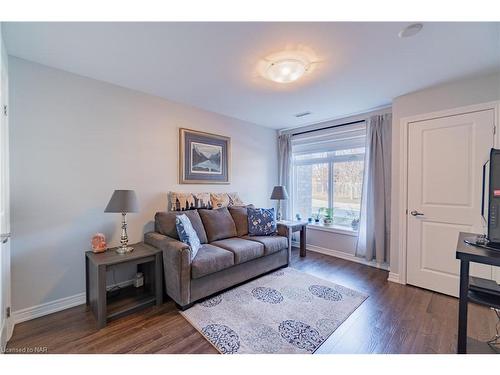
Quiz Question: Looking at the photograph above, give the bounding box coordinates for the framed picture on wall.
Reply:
[179,128,231,184]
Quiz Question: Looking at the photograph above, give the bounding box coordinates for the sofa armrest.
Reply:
[277,223,289,237]
[144,232,192,306]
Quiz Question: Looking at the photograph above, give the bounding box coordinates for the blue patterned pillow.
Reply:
[247,208,277,236]
[175,214,201,260]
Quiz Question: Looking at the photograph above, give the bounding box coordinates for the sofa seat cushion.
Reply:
[191,244,235,279]
[155,210,208,244]
[199,207,237,242]
[243,235,288,255]
[211,238,265,265]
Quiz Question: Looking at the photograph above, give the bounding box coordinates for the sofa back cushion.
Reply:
[198,207,237,242]
[155,210,208,244]
[228,204,255,237]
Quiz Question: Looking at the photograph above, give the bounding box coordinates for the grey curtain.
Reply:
[356,113,392,263]
[278,133,292,220]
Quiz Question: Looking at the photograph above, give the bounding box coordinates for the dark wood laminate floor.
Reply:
[7,248,498,354]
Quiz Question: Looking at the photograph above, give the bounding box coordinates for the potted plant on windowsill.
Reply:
[322,208,334,226]
[313,208,322,224]
[347,211,360,231]
[351,218,360,231]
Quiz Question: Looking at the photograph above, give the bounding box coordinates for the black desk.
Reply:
[456,232,500,354]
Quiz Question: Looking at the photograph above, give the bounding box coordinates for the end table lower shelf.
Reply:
[106,285,157,321]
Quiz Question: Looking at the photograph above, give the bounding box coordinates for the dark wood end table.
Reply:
[85,242,163,329]
[277,220,308,257]
[455,232,500,354]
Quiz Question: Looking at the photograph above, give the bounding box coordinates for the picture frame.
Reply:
[179,128,231,184]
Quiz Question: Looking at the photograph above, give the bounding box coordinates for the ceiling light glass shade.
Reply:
[265,59,308,83]
[256,48,318,85]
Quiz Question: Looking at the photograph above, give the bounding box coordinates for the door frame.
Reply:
[0,29,11,349]
[395,100,500,285]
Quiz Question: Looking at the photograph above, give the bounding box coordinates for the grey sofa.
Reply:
[144,206,291,309]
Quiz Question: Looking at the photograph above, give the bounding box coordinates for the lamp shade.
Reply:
[270,185,288,200]
[104,190,139,213]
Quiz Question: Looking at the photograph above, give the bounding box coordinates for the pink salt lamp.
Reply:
[91,233,107,253]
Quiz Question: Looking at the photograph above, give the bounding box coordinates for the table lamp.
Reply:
[105,190,139,254]
[270,185,288,221]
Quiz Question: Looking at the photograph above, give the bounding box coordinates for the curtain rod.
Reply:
[292,119,365,137]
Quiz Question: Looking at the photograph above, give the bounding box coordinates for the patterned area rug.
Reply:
[180,267,368,354]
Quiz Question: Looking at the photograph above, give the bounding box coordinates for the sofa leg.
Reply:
[176,302,194,311]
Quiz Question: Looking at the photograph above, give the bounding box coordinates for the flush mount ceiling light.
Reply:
[398,23,423,38]
[266,58,309,83]
[257,48,318,84]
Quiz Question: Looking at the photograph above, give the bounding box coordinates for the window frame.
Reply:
[291,150,365,227]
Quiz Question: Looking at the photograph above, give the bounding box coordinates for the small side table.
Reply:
[456,232,500,354]
[85,242,163,329]
[277,220,308,257]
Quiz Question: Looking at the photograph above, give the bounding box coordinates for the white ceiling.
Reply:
[4,22,500,129]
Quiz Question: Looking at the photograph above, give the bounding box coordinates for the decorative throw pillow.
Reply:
[175,214,201,259]
[227,192,244,206]
[210,193,231,209]
[170,192,214,211]
[170,192,194,211]
[191,192,212,209]
[247,208,277,236]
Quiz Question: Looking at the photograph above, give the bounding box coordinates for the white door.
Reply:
[407,109,495,297]
[0,36,11,350]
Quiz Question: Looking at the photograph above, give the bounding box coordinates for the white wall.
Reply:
[306,228,358,254]
[9,57,279,312]
[389,71,500,277]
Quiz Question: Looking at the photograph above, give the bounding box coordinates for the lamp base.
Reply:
[115,246,134,255]
[276,199,282,221]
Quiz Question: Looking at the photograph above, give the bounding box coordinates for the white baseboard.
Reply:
[12,292,86,325]
[7,319,13,342]
[293,241,389,271]
[387,272,404,284]
[11,279,135,326]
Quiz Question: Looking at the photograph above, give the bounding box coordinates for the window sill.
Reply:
[307,223,359,237]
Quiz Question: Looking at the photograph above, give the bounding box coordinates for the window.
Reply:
[291,123,366,230]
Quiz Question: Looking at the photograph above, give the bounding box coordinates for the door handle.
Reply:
[1,232,10,244]
[410,210,424,217]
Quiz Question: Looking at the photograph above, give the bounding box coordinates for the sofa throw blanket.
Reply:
[175,214,201,259]
[169,192,243,211]
[247,208,277,236]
